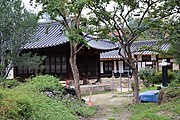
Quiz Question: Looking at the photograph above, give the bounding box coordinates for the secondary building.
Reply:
[100,40,179,78]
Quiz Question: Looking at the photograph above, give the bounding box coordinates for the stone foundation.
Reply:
[80,84,114,95]
[66,77,144,95]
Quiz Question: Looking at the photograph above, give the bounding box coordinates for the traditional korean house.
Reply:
[13,22,118,80]
[100,40,179,78]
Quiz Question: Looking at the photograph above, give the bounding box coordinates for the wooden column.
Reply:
[100,62,104,73]
[114,61,117,73]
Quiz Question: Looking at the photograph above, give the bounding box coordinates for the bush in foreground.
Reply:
[0,75,95,120]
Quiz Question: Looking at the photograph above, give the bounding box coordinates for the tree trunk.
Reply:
[3,63,13,79]
[69,43,81,99]
[132,68,139,103]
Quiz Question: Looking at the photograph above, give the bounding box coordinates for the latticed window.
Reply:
[50,57,55,73]
[44,54,67,74]
[62,55,66,73]
[56,56,61,73]
[142,55,151,61]
[104,61,113,73]
[45,56,50,73]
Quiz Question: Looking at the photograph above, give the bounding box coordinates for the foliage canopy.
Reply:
[0,0,44,78]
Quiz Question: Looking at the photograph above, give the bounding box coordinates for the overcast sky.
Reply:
[22,0,41,13]
[22,0,115,15]
[21,0,139,22]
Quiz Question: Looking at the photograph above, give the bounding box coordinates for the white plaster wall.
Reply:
[114,61,117,73]
[100,62,104,73]
[118,61,123,73]
[151,55,156,60]
[173,63,179,70]
[146,62,152,65]
[138,62,142,71]
[158,60,163,71]
[170,59,179,70]
[142,62,146,68]
[170,59,175,62]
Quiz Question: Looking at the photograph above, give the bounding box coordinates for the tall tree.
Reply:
[164,16,180,64]
[33,0,89,99]
[0,0,40,79]
[87,0,179,103]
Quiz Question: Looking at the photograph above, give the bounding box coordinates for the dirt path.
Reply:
[81,92,133,120]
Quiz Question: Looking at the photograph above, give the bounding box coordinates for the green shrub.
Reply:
[1,98,34,120]
[151,70,176,84]
[28,75,64,92]
[0,88,78,120]
[169,71,180,87]
[164,87,180,101]
[0,79,21,88]
[168,70,176,83]
[165,72,180,101]
[61,97,96,117]
[0,64,3,74]
[16,99,34,119]
[0,75,96,120]
[152,72,162,84]
[138,70,176,85]
[0,92,3,102]
[138,68,155,88]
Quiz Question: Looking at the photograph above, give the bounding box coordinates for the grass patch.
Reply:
[130,86,180,120]
[140,86,157,92]
[108,117,116,120]
[129,103,171,120]
[110,106,122,114]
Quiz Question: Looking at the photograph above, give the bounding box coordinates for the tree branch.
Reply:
[138,0,156,27]
[120,13,134,34]
[75,44,84,54]
[55,8,69,28]
[75,8,83,28]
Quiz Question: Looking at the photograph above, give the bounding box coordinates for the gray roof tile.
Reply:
[23,22,118,50]
[100,40,170,59]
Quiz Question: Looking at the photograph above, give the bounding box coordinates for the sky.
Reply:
[22,0,141,22]
[22,0,115,15]
[22,0,41,13]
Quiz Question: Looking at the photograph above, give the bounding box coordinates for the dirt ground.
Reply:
[81,91,133,120]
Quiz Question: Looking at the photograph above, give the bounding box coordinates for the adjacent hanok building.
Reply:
[13,22,118,80]
[100,40,179,78]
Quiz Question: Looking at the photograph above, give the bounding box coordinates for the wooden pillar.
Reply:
[114,61,117,73]
[118,61,123,73]
[98,51,100,80]
[100,61,104,73]
[156,54,159,71]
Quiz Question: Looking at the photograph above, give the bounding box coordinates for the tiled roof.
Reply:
[100,40,170,59]
[132,40,170,54]
[87,38,118,50]
[100,49,120,59]
[23,22,118,50]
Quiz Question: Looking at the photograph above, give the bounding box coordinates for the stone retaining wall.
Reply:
[67,77,144,95]
[80,84,114,95]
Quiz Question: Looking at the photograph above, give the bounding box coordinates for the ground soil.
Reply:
[81,91,133,120]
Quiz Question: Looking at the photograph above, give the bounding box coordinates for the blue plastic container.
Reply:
[139,90,159,102]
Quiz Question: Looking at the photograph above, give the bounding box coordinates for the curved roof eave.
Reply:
[23,22,118,50]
